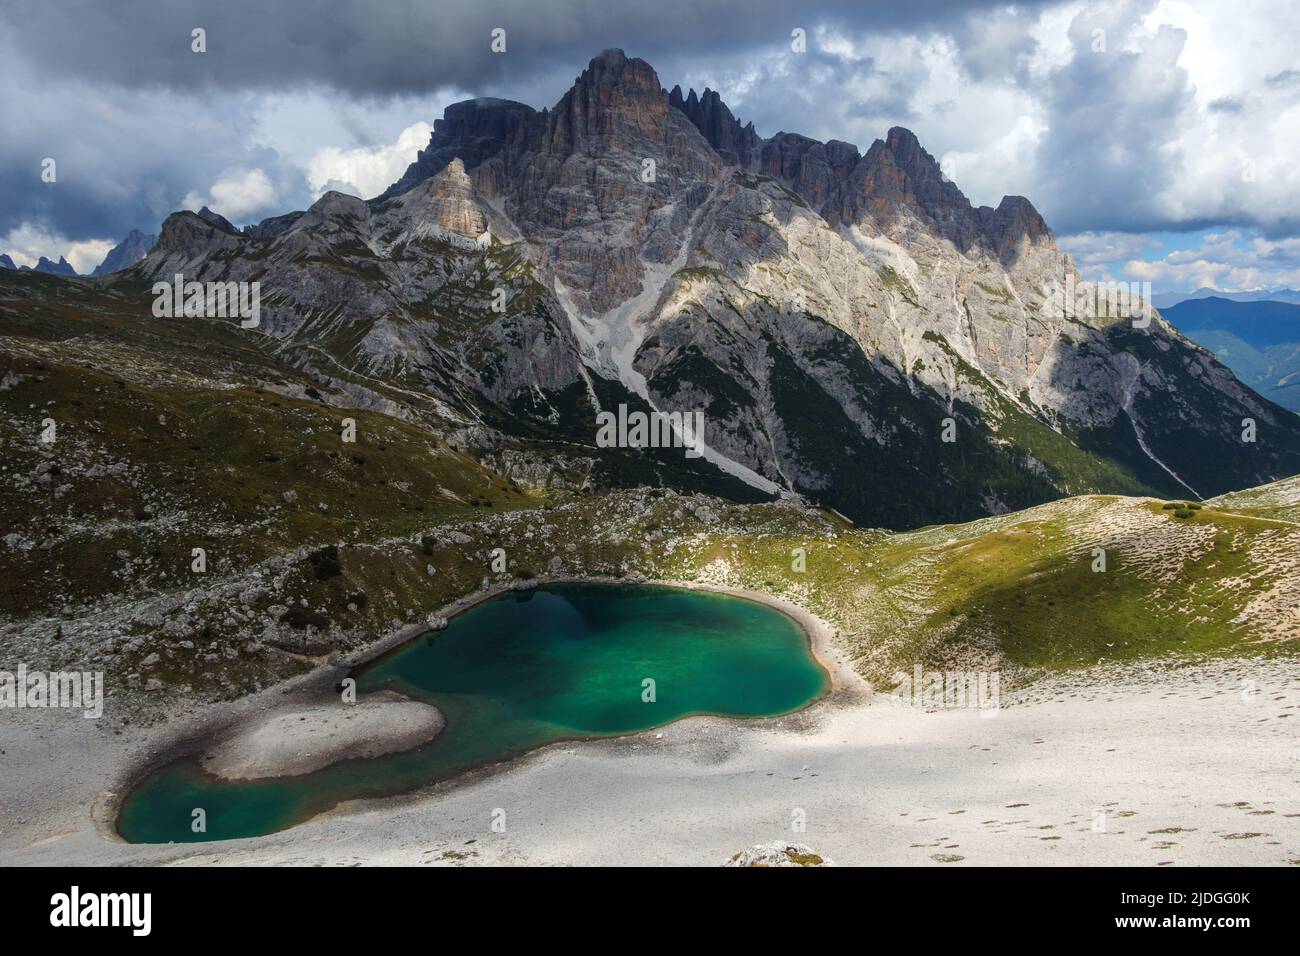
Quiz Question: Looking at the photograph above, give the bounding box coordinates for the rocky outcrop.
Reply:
[841,126,984,249]
[977,195,1051,265]
[381,97,537,200]
[760,132,861,206]
[127,143,594,418]
[542,48,671,153]
[471,48,723,313]
[92,229,157,276]
[147,210,248,273]
[196,205,238,233]
[409,158,487,238]
[243,210,304,239]
[724,842,833,866]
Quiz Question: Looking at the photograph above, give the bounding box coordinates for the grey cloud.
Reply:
[1207,96,1244,113]
[658,45,919,146]
[0,0,1054,248]
[950,6,1040,84]
[0,0,1034,251]
[5,0,1300,262]
[0,0,1053,97]
[0,47,316,241]
[1033,1,1195,235]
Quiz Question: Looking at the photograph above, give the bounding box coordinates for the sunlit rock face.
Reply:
[120,48,1300,528]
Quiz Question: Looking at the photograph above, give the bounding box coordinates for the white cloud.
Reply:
[5,0,1300,284]
[705,1,1300,239]
[939,113,1044,210]
[1018,0,1300,236]
[1121,231,1300,290]
[1,222,113,274]
[1058,230,1162,276]
[183,168,278,223]
[305,121,433,200]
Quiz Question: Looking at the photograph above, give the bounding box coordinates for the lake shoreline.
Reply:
[2,577,1296,865]
[90,574,854,845]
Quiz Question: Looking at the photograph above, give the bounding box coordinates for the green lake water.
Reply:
[116,583,829,843]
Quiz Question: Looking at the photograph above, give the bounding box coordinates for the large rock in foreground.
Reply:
[724,842,834,867]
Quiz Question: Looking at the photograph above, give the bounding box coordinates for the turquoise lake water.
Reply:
[116,583,829,843]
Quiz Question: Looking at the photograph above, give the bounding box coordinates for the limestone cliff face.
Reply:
[474,49,724,314]
[634,162,1298,524]
[406,158,487,238]
[148,209,246,272]
[134,159,589,414]
[119,48,1300,527]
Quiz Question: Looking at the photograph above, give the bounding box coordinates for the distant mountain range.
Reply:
[0,229,157,278]
[1152,287,1300,309]
[0,254,81,276]
[1164,296,1300,411]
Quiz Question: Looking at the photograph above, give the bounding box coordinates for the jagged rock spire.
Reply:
[541,49,669,154]
[668,84,761,166]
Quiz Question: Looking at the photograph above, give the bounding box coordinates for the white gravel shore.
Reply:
[200,691,444,781]
[0,585,1296,867]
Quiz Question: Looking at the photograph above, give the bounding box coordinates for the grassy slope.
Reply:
[0,288,533,702]
[1,277,1296,714]
[647,492,1299,686]
[1207,474,1300,523]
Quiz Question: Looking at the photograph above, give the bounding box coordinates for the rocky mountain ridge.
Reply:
[92,229,158,276]
[113,47,1300,527]
[9,255,80,276]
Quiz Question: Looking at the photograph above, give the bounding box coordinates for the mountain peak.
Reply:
[197,206,238,233]
[92,229,158,276]
[591,47,630,67]
[151,208,247,264]
[542,48,669,155]
[976,195,1051,262]
[884,125,922,151]
[91,46,1300,540]
[305,189,369,220]
[381,97,536,201]
[872,127,944,184]
[669,84,761,166]
[571,47,660,96]
[34,255,77,276]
